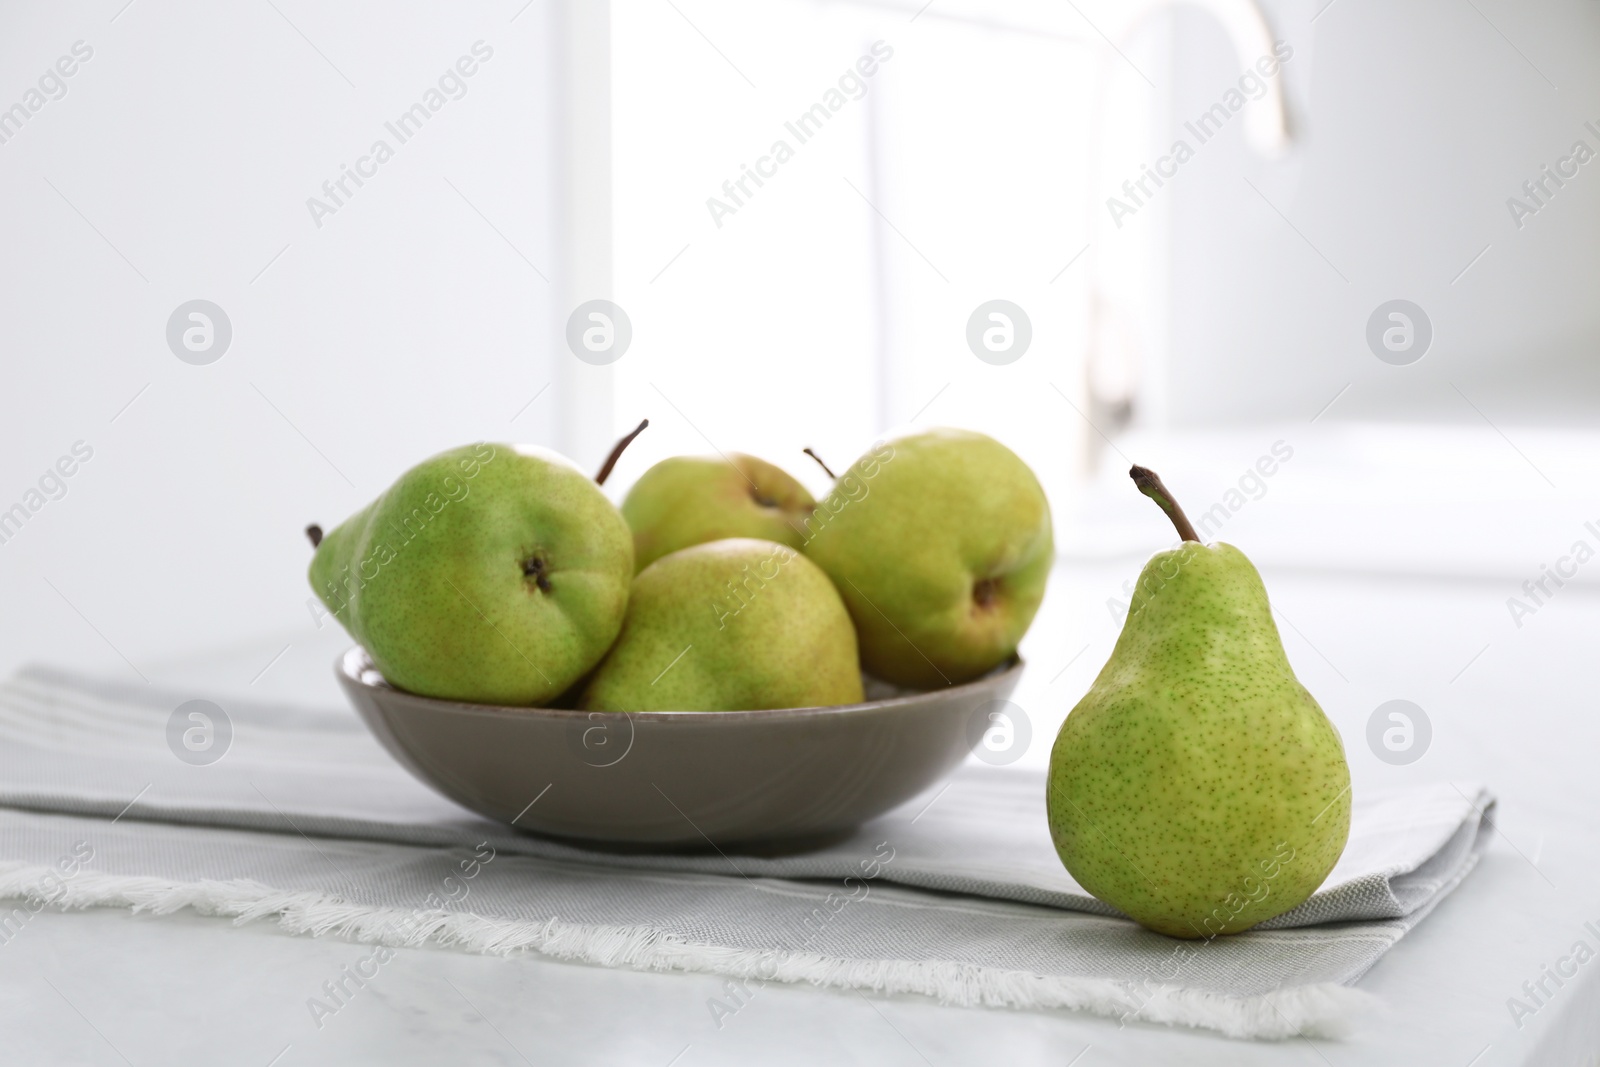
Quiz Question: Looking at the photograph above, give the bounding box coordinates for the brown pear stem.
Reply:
[595,419,649,485]
[1129,465,1200,543]
[306,524,323,548]
[802,447,837,480]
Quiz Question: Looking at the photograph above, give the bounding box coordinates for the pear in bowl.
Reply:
[582,538,861,712]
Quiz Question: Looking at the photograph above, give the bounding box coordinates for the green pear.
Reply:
[581,538,863,712]
[801,428,1053,689]
[1047,466,1351,938]
[622,453,816,572]
[308,442,634,705]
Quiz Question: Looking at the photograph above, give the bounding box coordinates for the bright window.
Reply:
[611,0,1121,505]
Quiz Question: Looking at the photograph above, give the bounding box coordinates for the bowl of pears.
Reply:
[313,424,1054,847]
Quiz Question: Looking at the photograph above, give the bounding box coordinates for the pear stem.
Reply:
[305,524,323,548]
[1129,465,1201,543]
[802,447,837,480]
[595,419,649,485]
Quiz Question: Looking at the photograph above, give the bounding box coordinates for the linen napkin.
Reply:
[0,665,1493,1039]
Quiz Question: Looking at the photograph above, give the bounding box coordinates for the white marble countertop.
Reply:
[3,555,1596,1066]
[5,425,1600,1065]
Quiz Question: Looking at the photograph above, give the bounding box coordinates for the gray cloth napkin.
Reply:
[0,665,1493,1039]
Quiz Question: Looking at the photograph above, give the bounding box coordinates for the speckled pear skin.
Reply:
[802,428,1053,689]
[622,454,816,573]
[581,538,863,712]
[1047,542,1352,938]
[308,443,633,706]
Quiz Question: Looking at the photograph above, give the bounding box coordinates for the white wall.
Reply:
[12,0,1588,684]
[1160,0,1600,426]
[0,1,578,678]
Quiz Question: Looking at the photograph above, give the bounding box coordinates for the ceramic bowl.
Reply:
[336,646,1025,847]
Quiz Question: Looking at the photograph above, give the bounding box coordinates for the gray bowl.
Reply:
[336,646,1024,848]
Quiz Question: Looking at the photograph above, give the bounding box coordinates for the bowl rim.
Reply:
[337,645,1025,723]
